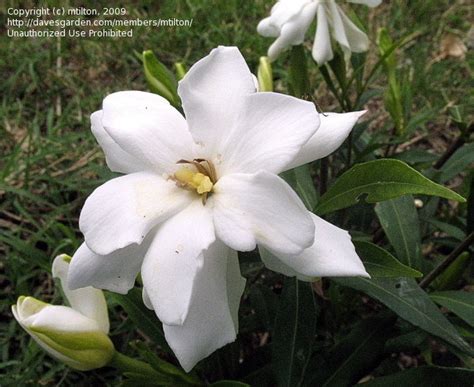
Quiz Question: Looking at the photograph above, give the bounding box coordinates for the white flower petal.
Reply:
[142,287,154,310]
[328,2,351,55]
[141,202,215,326]
[257,16,280,38]
[101,91,194,173]
[178,47,256,158]
[25,304,101,333]
[312,4,334,65]
[259,247,314,282]
[284,111,365,170]
[213,171,314,256]
[90,110,146,174]
[337,4,370,53]
[52,255,109,333]
[226,249,246,330]
[68,242,148,295]
[348,0,382,8]
[258,0,313,39]
[163,241,238,372]
[264,213,369,278]
[267,2,318,60]
[219,92,319,175]
[80,172,192,255]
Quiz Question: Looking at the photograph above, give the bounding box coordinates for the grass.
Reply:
[0,0,472,385]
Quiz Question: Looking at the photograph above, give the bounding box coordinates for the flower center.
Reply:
[173,159,217,204]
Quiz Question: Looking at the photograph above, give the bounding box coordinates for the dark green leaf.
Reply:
[304,315,395,387]
[288,45,310,97]
[333,277,473,356]
[316,159,465,215]
[430,291,474,327]
[360,366,474,386]
[439,143,474,183]
[272,277,318,387]
[425,218,465,241]
[281,164,318,210]
[109,288,169,351]
[210,381,250,387]
[375,195,423,270]
[354,241,422,278]
[432,252,470,291]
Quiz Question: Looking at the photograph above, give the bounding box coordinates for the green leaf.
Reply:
[303,315,395,387]
[359,366,474,386]
[333,277,473,356]
[315,159,465,215]
[439,142,474,183]
[425,218,465,241]
[143,50,180,106]
[374,195,423,270]
[289,45,310,98]
[281,164,318,210]
[272,277,318,387]
[210,382,250,387]
[354,241,422,278]
[430,291,474,327]
[109,288,169,351]
[432,252,470,290]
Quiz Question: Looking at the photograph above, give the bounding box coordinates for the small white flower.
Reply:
[68,46,368,371]
[12,255,113,371]
[257,0,382,65]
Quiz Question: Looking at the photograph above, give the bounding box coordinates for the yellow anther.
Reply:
[195,175,213,194]
[174,167,214,195]
[175,167,195,185]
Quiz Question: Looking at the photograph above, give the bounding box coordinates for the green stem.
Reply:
[108,351,161,377]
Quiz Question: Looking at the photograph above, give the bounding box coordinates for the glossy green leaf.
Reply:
[272,277,318,387]
[281,164,318,210]
[143,50,180,106]
[354,241,422,278]
[375,195,422,270]
[315,159,465,215]
[109,288,169,351]
[333,277,473,356]
[360,366,474,386]
[430,291,474,327]
[303,315,395,387]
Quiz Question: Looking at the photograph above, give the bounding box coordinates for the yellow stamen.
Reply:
[174,167,214,194]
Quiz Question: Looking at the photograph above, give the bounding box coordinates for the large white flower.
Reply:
[257,0,382,65]
[68,46,368,371]
[12,255,113,371]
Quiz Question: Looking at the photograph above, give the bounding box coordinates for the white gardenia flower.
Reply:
[257,0,382,65]
[68,46,369,372]
[12,255,114,371]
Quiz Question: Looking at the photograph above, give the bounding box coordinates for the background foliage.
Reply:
[0,0,472,385]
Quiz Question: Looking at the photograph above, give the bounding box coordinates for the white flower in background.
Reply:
[12,255,114,371]
[68,46,368,371]
[257,0,382,65]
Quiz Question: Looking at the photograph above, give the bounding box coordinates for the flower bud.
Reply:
[257,56,273,92]
[11,254,114,371]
